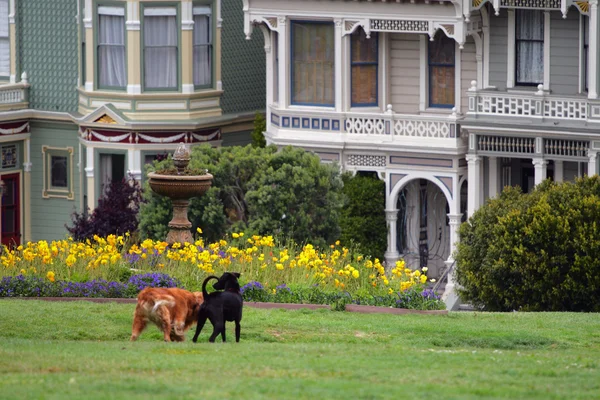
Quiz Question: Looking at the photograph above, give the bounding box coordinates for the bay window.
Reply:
[351,30,378,107]
[143,6,178,90]
[291,21,334,106]
[428,33,455,108]
[193,5,212,88]
[516,10,544,86]
[97,5,126,89]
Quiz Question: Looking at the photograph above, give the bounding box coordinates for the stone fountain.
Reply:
[147,143,213,244]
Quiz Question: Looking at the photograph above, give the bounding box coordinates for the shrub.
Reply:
[66,177,142,242]
[339,172,387,258]
[139,145,345,248]
[251,112,266,148]
[455,177,600,312]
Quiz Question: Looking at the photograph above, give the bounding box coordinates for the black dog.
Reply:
[192,272,243,343]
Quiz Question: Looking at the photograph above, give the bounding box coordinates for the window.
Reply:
[143,6,178,90]
[97,6,126,89]
[351,30,378,107]
[1,144,16,169]
[291,21,334,106]
[516,10,544,86]
[0,0,9,77]
[42,146,74,200]
[193,5,212,88]
[100,153,125,195]
[428,33,455,108]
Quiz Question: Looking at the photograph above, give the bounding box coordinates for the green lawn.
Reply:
[1,300,599,400]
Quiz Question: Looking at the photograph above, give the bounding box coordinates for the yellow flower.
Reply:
[20,269,26,275]
[352,270,360,279]
[276,263,284,270]
[232,233,240,239]
[46,271,55,282]
[196,227,203,234]
[335,240,340,246]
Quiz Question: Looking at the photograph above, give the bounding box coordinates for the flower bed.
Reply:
[0,233,446,311]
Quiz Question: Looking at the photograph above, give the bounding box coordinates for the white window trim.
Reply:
[144,7,176,16]
[346,30,384,113]
[579,14,587,94]
[42,146,75,200]
[507,9,550,91]
[193,6,211,15]
[0,0,10,78]
[98,6,124,16]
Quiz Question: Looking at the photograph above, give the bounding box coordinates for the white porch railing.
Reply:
[466,81,595,122]
[270,105,460,140]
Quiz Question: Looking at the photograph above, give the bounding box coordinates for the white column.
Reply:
[532,158,548,185]
[488,156,499,198]
[554,160,564,182]
[543,11,551,91]
[384,209,400,266]
[507,9,515,89]
[277,17,287,107]
[334,19,343,112]
[85,146,95,211]
[441,213,463,311]
[127,149,142,181]
[590,0,599,99]
[588,151,598,176]
[466,154,482,217]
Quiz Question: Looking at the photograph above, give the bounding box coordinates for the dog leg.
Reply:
[130,314,148,342]
[209,321,225,343]
[156,306,172,342]
[192,313,207,343]
[235,320,241,343]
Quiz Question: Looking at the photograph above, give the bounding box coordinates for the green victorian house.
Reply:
[0,0,265,245]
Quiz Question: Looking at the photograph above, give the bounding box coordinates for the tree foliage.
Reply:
[455,177,600,312]
[339,172,386,258]
[251,112,266,148]
[139,145,345,248]
[66,178,142,241]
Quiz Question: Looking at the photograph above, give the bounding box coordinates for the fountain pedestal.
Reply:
[147,144,213,245]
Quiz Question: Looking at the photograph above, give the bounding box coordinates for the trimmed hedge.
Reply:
[455,177,600,312]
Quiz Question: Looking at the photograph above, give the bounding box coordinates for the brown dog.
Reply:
[130,287,204,342]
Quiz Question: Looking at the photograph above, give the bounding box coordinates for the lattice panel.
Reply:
[346,117,387,135]
[477,136,536,154]
[370,19,428,32]
[393,119,452,138]
[477,95,538,116]
[543,100,587,120]
[347,154,386,167]
[500,0,561,7]
[544,139,589,157]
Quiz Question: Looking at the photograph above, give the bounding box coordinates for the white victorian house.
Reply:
[242,0,600,309]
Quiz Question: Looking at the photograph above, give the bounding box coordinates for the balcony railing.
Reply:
[466,81,598,122]
[0,79,29,110]
[270,105,460,142]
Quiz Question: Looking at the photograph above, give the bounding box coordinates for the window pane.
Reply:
[516,10,544,40]
[430,66,455,106]
[352,65,377,105]
[51,156,68,188]
[193,14,211,86]
[351,30,377,63]
[98,14,126,87]
[429,35,454,65]
[144,14,177,89]
[516,41,543,84]
[292,22,334,105]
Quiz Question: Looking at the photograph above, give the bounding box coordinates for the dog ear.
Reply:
[233,272,241,278]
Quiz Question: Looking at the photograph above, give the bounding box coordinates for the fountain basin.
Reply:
[147,172,213,200]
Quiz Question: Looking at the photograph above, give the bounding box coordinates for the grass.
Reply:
[1,300,599,399]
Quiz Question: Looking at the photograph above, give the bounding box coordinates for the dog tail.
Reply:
[201,275,219,299]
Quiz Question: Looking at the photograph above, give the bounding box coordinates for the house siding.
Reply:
[461,37,477,115]
[29,122,81,241]
[389,33,420,113]
[489,9,508,90]
[550,11,580,95]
